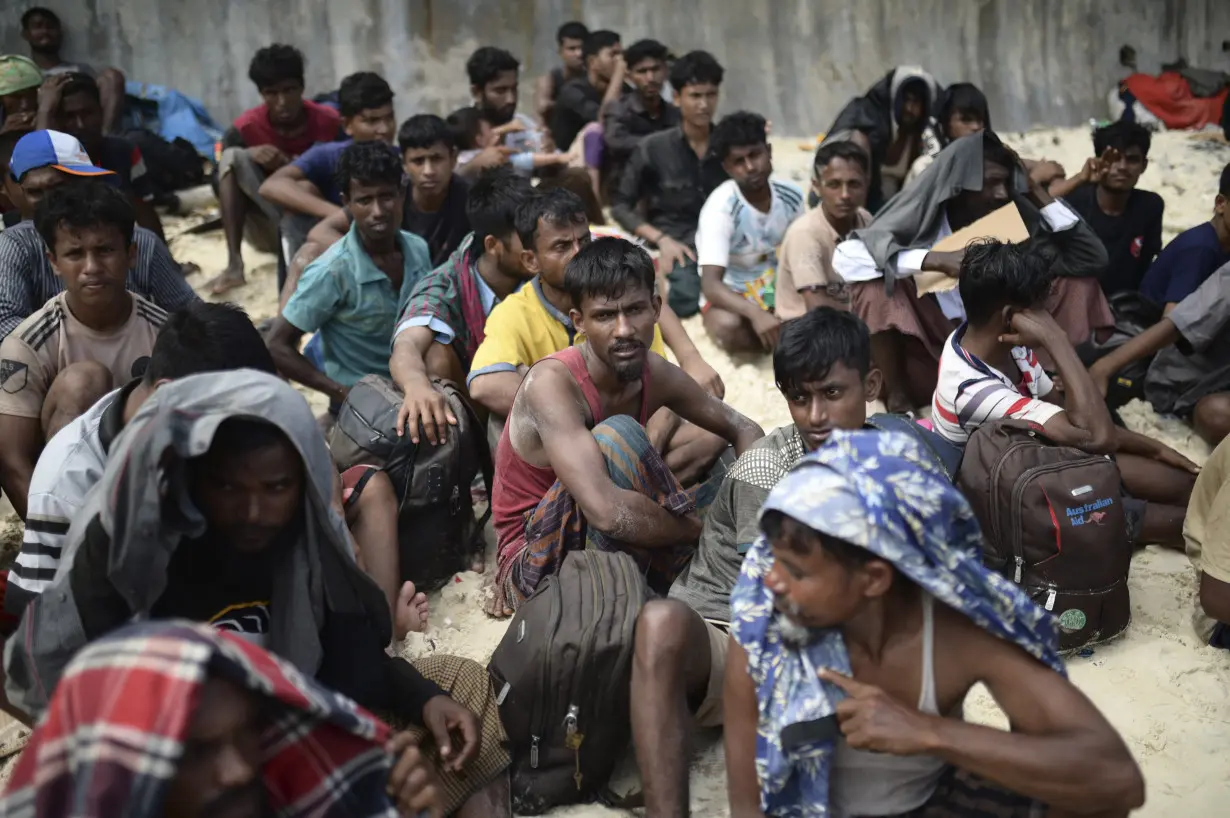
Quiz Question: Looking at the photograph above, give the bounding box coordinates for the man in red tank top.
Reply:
[487,237,764,616]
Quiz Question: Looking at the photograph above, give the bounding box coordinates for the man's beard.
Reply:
[481,101,516,127]
[608,341,646,383]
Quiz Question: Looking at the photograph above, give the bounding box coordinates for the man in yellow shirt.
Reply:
[469,187,726,483]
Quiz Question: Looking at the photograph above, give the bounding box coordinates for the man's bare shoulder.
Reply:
[511,358,586,422]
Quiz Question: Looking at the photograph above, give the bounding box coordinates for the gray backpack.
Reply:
[487,550,647,813]
[328,375,492,591]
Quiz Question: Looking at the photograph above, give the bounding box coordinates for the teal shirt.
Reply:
[283,222,432,386]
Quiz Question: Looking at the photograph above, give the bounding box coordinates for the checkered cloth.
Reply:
[491,414,725,615]
[396,233,486,370]
[0,621,399,818]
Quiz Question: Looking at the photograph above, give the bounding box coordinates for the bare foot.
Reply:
[207,258,246,296]
[394,581,430,639]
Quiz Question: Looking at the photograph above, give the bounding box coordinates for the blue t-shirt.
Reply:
[1140,222,1230,306]
[290,139,400,205]
[282,221,432,386]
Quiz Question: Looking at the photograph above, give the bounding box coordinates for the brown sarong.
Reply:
[390,656,511,814]
[1044,276,1115,348]
[851,277,955,364]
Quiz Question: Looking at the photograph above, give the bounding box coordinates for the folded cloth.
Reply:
[730,429,1065,818]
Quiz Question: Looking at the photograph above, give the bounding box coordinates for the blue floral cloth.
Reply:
[729,429,1065,818]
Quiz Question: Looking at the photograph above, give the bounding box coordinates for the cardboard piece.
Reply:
[914,202,1030,295]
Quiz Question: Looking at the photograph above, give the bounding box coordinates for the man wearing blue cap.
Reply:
[0,130,197,340]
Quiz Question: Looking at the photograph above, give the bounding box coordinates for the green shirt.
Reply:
[670,425,806,622]
[283,221,432,386]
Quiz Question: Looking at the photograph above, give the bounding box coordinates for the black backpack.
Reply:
[487,550,647,814]
[328,375,493,591]
[124,128,205,198]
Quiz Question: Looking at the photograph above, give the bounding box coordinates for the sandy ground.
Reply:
[2,127,1230,813]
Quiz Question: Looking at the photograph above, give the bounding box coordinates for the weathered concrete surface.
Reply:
[2,0,1227,134]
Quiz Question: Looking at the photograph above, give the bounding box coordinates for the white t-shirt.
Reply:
[931,326,1063,446]
[695,178,805,305]
[8,386,121,614]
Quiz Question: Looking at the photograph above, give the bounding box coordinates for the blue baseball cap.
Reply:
[9,130,114,182]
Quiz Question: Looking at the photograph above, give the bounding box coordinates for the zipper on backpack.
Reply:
[530,735,540,768]
[1008,456,1108,584]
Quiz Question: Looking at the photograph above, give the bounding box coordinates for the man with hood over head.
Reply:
[4,368,513,817]
[832,131,1112,412]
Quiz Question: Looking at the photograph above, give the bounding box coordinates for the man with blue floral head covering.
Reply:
[725,429,1143,818]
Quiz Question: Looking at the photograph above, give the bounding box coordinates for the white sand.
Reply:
[3,127,1229,813]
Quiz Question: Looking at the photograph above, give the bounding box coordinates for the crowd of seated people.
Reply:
[10,7,1230,816]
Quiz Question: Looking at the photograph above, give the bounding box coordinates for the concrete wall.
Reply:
[2,0,1228,135]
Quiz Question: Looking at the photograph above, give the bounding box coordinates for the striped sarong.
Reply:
[491,415,724,614]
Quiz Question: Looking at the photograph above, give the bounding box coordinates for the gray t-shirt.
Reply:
[670,425,805,622]
[1145,260,1230,416]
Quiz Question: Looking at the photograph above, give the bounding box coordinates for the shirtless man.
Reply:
[725,429,1145,817]
[488,237,763,615]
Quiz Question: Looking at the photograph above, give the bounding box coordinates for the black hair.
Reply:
[445,106,484,151]
[1093,120,1151,159]
[813,140,869,177]
[564,236,656,309]
[398,113,455,153]
[0,128,30,179]
[583,30,621,60]
[981,130,1018,171]
[958,239,1056,326]
[61,72,101,105]
[556,21,589,45]
[466,47,520,89]
[337,72,394,119]
[247,44,306,90]
[20,6,59,29]
[774,307,872,392]
[515,187,588,249]
[761,510,878,571]
[538,167,605,225]
[145,302,276,383]
[210,418,295,457]
[334,141,404,199]
[710,111,767,162]
[466,166,532,257]
[668,50,724,92]
[623,39,669,71]
[35,180,134,251]
[1221,162,1230,197]
[938,83,990,141]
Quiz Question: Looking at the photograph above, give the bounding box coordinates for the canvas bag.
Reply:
[956,419,1131,651]
[487,550,647,814]
[328,375,493,591]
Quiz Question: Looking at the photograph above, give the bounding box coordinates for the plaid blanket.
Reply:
[0,621,398,818]
[490,415,724,615]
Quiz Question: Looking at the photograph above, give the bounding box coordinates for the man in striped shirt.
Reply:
[932,239,1198,548]
[0,130,197,339]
